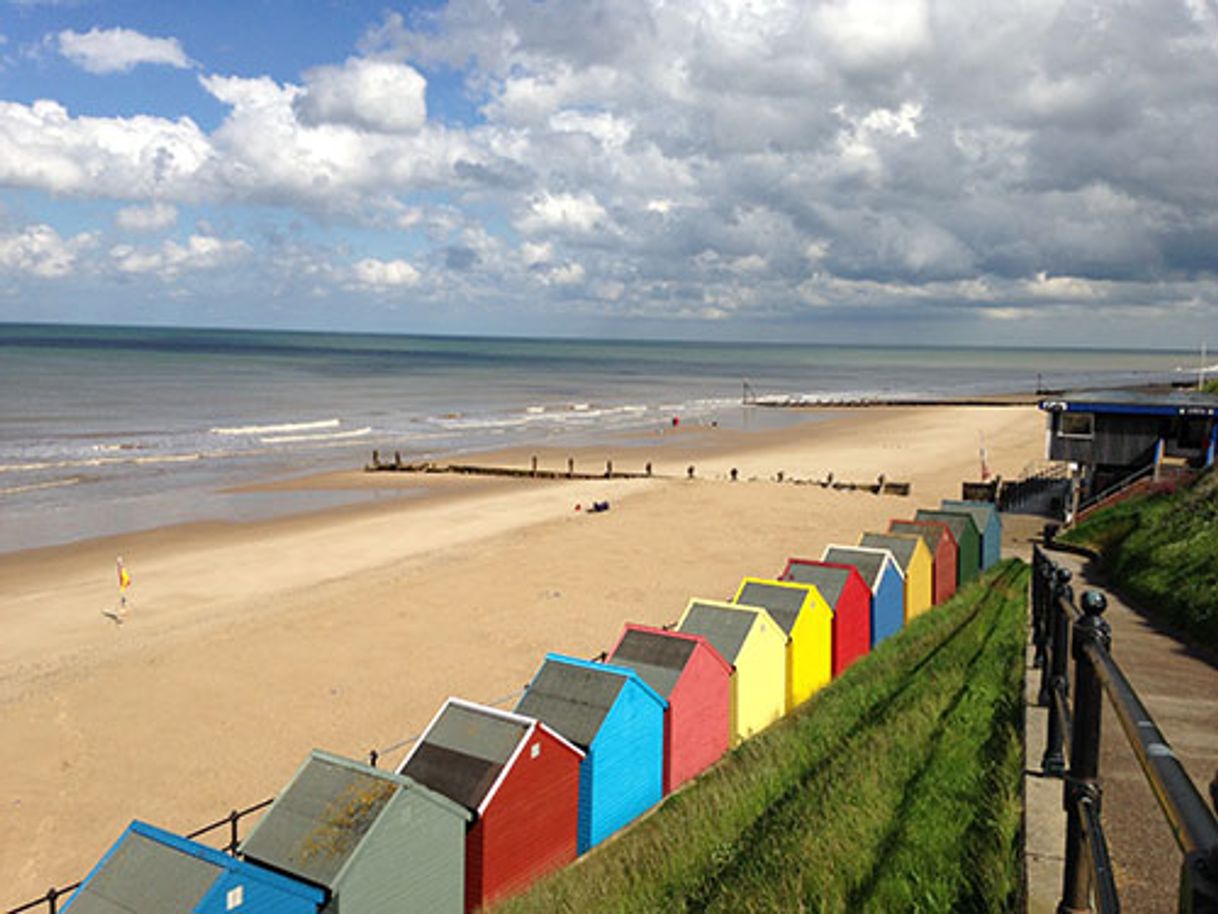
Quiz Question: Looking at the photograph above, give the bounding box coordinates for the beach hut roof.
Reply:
[915,509,978,541]
[65,821,324,913]
[400,699,583,816]
[515,654,664,749]
[859,532,922,573]
[678,600,770,664]
[823,545,904,588]
[941,499,998,531]
[888,519,950,551]
[1040,389,1218,415]
[241,750,469,889]
[735,579,813,635]
[782,561,849,606]
[609,626,730,699]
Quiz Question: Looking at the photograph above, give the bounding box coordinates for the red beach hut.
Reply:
[779,559,871,676]
[399,698,584,913]
[608,624,732,794]
[889,519,958,605]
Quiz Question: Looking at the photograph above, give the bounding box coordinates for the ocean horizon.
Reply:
[1,321,1201,552]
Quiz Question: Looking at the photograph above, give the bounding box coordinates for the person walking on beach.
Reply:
[114,556,131,621]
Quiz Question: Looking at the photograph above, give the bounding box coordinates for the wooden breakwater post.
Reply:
[365,454,655,481]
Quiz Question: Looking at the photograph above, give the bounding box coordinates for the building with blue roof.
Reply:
[1040,389,1218,498]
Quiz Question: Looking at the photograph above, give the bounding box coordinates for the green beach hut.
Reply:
[941,499,1003,570]
[241,749,471,914]
[915,508,981,586]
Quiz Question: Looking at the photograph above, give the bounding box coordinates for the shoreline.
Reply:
[0,402,1047,902]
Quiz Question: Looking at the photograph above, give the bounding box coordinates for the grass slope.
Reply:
[496,562,1028,914]
[1062,470,1218,651]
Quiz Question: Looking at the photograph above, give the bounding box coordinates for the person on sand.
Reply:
[105,556,131,623]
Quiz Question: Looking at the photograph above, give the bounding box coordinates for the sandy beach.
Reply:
[0,403,1045,903]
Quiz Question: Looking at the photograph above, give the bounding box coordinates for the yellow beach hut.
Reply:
[676,599,787,745]
[859,532,934,622]
[732,578,833,711]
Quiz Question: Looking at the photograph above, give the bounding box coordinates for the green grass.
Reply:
[1061,470,1218,651]
[495,562,1028,914]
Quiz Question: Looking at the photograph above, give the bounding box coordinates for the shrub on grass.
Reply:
[1063,470,1218,651]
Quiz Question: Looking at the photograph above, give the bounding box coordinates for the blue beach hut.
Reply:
[941,499,1003,570]
[64,820,325,913]
[515,653,667,854]
[821,544,906,646]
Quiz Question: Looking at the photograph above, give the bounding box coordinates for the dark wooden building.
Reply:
[1040,390,1218,497]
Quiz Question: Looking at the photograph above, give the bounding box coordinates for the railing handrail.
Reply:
[6,679,534,913]
[1083,640,1218,861]
[1076,461,1155,514]
[1032,545,1218,912]
[4,797,275,914]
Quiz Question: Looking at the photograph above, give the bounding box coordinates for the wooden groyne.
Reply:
[369,461,655,481]
[365,451,653,480]
[745,395,1041,408]
[364,452,911,494]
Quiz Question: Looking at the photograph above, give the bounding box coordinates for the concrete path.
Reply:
[1020,542,1218,913]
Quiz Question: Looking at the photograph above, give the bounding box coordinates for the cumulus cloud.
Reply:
[0,99,211,198]
[517,191,609,235]
[520,241,553,267]
[110,234,249,277]
[543,261,585,285]
[353,256,420,287]
[0,223,94,277]
[294,57,427,134]
[1,0,1216,338]
[58,27,192,74]
[114,202,178,231]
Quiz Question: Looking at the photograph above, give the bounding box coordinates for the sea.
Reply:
[0,322,1200,553]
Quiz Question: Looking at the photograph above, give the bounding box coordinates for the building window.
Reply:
[1058,412,1094,439]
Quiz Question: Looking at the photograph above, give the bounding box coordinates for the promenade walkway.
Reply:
[1021,540,1218,912]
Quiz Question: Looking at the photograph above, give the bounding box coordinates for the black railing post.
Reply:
[227,809,240,856]
[1178,849,1218,914]
[1059,590,1111,914]
[1032,547,1048,669]
[1038,563,1068,706]
[46,889,57,914]
[1042,568,1073,776]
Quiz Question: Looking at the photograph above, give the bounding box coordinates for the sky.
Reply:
[0,0,1216,346]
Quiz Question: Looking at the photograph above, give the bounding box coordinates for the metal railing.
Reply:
[6,798,274,914]
[1074,461,1156,517]
[1032,546,1218,912]
[7,677,542,913]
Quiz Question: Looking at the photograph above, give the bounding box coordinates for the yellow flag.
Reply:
[117,557,131,592]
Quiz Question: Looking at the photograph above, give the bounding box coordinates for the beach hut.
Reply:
[821,545,905,646]
[63,820,325,914]
[608,624,732,793]
[916,509,982,586]
[779,559,871,676]
[514,654,666,854]
[888,519,958,605]
[676,599,787,745]
[398,699,584,913]
[859,532,934,622]
[942,499,1003,570]
[240,749,471,914]
[733,577,833,710]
